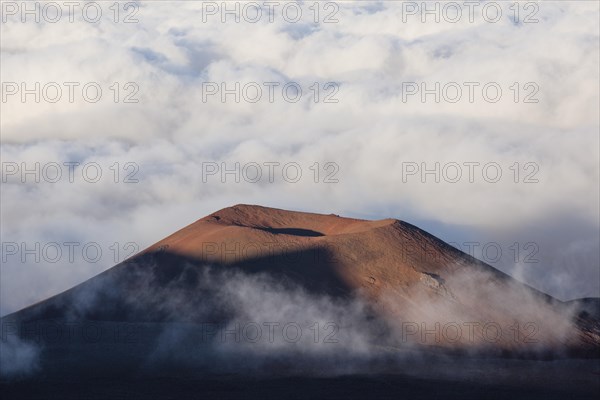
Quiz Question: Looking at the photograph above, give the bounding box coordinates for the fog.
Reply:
[2,256,588,379]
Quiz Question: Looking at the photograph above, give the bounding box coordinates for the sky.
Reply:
[1,0,599,316]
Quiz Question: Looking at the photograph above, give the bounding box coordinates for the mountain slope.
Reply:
[4,204,598,353]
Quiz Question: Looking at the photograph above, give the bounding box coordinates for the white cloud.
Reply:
[1,1,598,314]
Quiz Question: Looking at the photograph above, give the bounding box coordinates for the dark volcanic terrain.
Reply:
[2,205,599,398]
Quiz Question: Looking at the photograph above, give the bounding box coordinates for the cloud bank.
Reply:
[1,1,598,315]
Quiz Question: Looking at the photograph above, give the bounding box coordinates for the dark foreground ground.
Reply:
[2,372,599,400]
[2,320,599,399]
[3,356,600,400]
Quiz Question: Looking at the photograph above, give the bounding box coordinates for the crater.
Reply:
[254,227,324,237]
